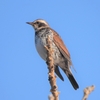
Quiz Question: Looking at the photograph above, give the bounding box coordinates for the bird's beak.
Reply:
[26,22,34,26]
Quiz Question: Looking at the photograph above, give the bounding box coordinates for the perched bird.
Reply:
[26,19,79,90]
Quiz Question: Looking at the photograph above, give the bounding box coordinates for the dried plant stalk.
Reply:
[45,35,59,100]
[82,85,95,100]
[48,94,54,100]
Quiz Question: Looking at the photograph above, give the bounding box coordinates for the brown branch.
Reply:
[82,85,95,100]
[45,35,59,100]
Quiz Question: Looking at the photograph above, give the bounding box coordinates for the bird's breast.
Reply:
[35,29,65,66]
[35,36,65,67]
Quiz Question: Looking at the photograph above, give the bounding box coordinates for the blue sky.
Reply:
[0,0,100,100]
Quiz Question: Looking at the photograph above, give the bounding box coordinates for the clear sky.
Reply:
[0,0,100,100]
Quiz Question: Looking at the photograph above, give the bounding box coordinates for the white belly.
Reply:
[35,38,47,61]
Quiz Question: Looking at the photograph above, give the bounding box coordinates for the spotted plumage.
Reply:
[26,19,79,90]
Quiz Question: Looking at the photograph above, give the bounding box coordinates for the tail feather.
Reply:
[68,73,79,90]
[55,66,64,81]
[65,71,79,90]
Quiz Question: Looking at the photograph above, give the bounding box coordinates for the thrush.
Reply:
[26,19,79,90]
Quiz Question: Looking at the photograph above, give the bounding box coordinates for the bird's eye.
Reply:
[36,22,39,24]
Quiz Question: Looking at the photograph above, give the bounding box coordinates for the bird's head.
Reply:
[26,19,49,31]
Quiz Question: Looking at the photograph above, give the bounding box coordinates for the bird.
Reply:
[26,19,79,90]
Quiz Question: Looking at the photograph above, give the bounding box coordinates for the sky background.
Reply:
[0,0,100,100]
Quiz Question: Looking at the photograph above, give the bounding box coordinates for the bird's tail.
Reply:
[65,70,79,90]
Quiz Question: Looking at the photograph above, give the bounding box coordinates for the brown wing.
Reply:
[50,28,72,65]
